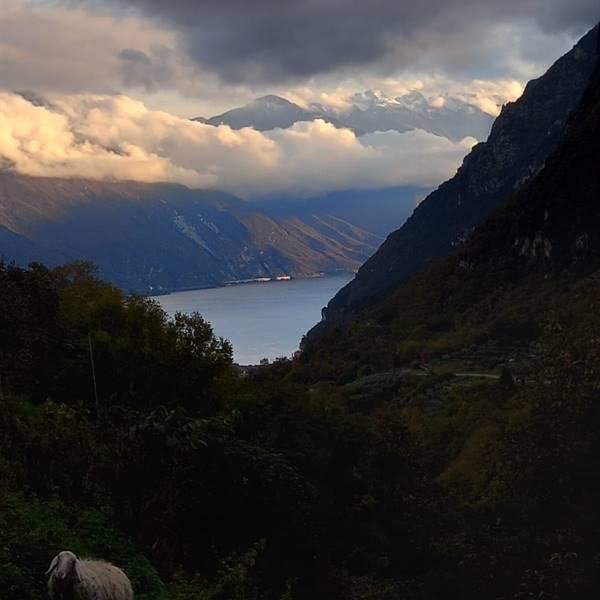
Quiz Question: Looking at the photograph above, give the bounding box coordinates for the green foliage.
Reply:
[169,540,266,600]
[3,261,600,598]
[0,260,233,412]
[0,492,166,600]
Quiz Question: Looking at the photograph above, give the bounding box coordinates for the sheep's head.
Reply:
[47,550,79,594]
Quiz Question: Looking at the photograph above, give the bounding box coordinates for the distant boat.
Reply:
[275,275,292,281]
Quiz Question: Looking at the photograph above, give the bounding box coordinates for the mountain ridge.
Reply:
[308,23,599,339]
[195,89,494,142]
[298,24,600,380]
[0,173,417,292]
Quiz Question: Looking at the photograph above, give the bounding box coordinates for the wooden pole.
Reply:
[88,332,99,419]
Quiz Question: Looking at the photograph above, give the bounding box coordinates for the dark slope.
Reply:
[0,173,417,292]
[0,225,64,266]
[0,175,262,290]
[250,187,422,237]
[313,24,599,334]
[299,27,600,380]
[456,59,600,277]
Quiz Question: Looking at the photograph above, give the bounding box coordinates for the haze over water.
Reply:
[154,273,353,364]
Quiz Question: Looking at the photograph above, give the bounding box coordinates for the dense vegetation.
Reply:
[0,261,440,599]
[2,251,600,600]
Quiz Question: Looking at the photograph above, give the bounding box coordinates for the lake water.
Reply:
[153,273,353,365]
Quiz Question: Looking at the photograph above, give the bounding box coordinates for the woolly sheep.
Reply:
[46,550,134,600]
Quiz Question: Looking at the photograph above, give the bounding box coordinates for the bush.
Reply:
[0,492,166,599]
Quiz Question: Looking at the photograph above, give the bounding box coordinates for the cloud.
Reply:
[0,93,198,184]
[0,0,265,116]
[439,78,525,116]
[282,76,524,119]
[0,90,476,197]
[2,1,595,119]
[0,1,190,94]
[98,0,597,83]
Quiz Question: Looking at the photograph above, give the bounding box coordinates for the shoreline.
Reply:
[147,270,354,298]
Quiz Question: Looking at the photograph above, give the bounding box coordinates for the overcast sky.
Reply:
[1,0,596,116]
[0,1,597,197]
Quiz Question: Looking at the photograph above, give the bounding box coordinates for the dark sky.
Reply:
[1,1,597,115]
[101,0,599,83]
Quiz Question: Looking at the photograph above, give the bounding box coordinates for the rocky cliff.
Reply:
[312,24,599,335]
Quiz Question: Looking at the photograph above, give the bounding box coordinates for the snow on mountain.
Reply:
[195,90,495,142]
[195,95,324,131]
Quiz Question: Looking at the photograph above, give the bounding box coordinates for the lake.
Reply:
[153,273,353,364]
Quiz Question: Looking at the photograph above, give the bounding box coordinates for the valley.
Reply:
[0,7,599,600]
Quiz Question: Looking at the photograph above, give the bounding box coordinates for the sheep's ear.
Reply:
[45,556,59,576]
[73,560,82,582]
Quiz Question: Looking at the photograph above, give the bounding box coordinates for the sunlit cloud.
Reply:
[0,91,477,198]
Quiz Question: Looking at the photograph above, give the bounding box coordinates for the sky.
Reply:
[0,0,597,196]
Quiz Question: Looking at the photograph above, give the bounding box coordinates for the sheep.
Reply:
[46,550,134,600]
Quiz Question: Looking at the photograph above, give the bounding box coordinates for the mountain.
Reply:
[327,90,494,141]
[0,173,418,292]
[249,187,424,237]
[299,24,600,380]
[195,90,494,142]
[195,95,330,131]
[309,24,599,336]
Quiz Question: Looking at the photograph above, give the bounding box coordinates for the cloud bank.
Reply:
[0,1,192,95]
[100,0,598,83]
[0,91,476,198]
[2,1,594,118]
